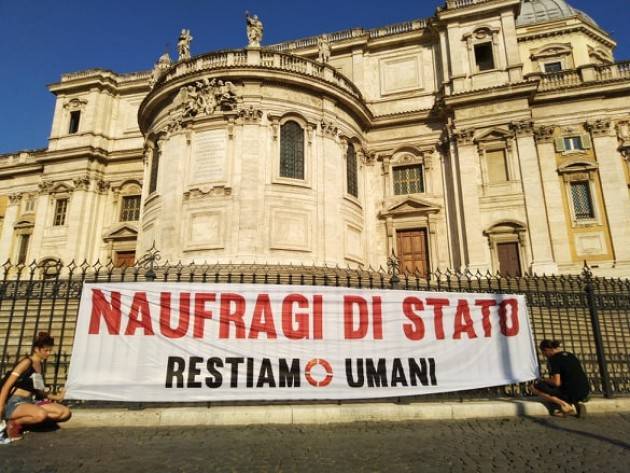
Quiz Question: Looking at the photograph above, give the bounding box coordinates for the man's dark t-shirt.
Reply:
[548,351,590,403]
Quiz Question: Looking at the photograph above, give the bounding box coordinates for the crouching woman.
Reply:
[0,332,71,441]
[532,339,590,417]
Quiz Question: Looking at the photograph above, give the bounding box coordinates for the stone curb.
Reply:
[64,398,630,428]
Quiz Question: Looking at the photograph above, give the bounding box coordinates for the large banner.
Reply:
[65,283,538,401]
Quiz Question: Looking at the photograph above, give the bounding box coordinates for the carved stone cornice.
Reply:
[73,176,91,191]
[8,193,23,204]
[183,185,232,200]
[586,119,613,138]
[238,105,263,123]
[321,120,339,138]
[510,120,534,138]
[452,128,475,146]
[534,125,556,144]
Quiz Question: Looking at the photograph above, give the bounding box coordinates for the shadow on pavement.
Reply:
[523,414,630,451]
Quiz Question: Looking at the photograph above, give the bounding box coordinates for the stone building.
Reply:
[1,0,629,277]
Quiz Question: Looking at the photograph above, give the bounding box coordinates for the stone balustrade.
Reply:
[61,68,151,83]
[445,0,493,9]
[154,48,363,100]
[266,19,428,52]
[536,62,630,91]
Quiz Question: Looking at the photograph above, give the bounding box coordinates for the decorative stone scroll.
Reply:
[586,119,613,138]
[238,105,264,123]
[533,125,556,144]
[73,176,91,191]
[164,78,239,134]
[617,121,630,158]
[63,98,88,111]
[510,120,534,138]
[8,193,23,205]
[452,127,475,146]
[321,120,339,137]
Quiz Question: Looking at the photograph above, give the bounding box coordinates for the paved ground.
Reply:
[1,413,630,473]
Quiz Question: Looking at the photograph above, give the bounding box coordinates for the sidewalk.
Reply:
[65,397,630,428]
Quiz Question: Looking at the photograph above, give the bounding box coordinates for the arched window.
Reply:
[280,121,304,180]
[346,143,358,197]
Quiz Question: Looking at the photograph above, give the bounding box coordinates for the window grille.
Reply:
[346,143,358,197]
[53,199,68,226]
[570,181,595,220]
[120,195,141,221]
[544,62,563,73]
[280,121,305,179]
[393,165,424,195]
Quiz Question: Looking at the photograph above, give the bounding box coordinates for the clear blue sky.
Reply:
[0,0,628,154]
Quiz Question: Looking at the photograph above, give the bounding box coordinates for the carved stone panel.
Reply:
[191,129,228,185]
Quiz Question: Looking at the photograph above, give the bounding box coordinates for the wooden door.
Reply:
[114,251,136,268]
[396,229,429,277]
[497,242,521,277]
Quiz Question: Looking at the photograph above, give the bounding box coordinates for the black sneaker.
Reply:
[575,402,587,419]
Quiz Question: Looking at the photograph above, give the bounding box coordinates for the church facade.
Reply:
[1,0,629,277]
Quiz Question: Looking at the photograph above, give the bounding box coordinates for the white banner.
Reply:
[65,283,538,401]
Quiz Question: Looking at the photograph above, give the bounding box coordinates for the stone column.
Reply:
[500,11,523,82]
[534,126,572,265]
[588,120,630,264]
[453,128,488,272]
[511,121,557,274]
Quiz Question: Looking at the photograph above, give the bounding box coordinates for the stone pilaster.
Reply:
[511,121,557,274]
[0,198,19,262]
[534,126,572,265]
[587,120,630,263]
[453,128,488,272]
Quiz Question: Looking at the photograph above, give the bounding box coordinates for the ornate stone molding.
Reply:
[63,98,88,111]
[73,176,91,191]
[183,185,232,200]
[38,181,53,194]
[8,193,23,205]
[96,180,111,193]
[533,125,556,144]
[452,128,475,146]
[321,120,339,138]
[163,78,239,134]
[238,105,264,123]
[510,120,534,138]
[586,119,613,138]
[616,121,630,158]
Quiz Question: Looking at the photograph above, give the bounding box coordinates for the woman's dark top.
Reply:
[548,351,590,403]
[1,357,37,395]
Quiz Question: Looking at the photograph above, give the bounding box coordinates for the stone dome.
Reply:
[516,0,598,27]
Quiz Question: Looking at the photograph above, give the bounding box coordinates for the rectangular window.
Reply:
[53,198,68,226]
[563,136,583,151]
[474,42,495,72]
[17,234,30,264]
[114,251,136,268]
[570,181,595,220]
[393,165,424,195]
[120,195,141,221]
[69,110,81,134]
[346,144,358,198]
[486,149,509,184]
[544,62,563,73]
[24,196,35,213]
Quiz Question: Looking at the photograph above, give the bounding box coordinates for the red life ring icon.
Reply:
[304,358,333,387]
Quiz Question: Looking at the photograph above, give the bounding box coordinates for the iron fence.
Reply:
[1,252,629,402]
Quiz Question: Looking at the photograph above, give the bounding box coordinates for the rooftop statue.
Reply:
[149,52,172,88]
[317,34,331,63]
[245,12,263,48]
[177,29,193,60]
